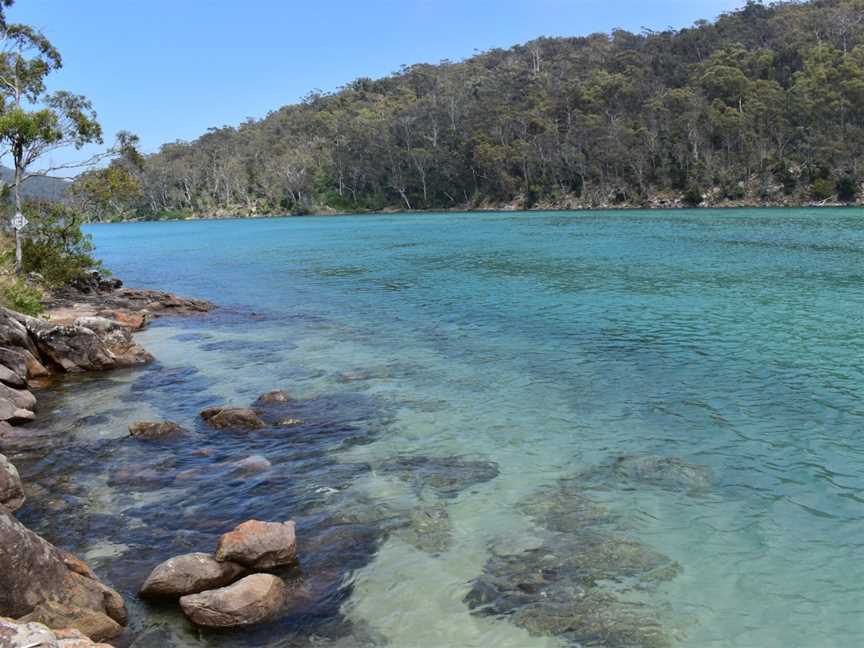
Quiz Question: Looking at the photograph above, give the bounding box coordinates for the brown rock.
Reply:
[0,508,127,639]
[179,574,286,628]
[200,407,264,430]
[255,390,293,405]
[18,601,121,643]
[215,520,297,569]
[0,453,25,512]
[0,421,56,453]
[139,553,246,599]
[128,421,188,441]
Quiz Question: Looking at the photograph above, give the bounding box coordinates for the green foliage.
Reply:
[836,176,858,202]
[129,0,864,213]
[19,201,102,287]
[811,178,836,201]
[683,186,704,207]
[0,277,43,316]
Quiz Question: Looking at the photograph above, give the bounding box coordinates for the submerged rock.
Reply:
[215,520,298,569]
[232,455,272,475]
[519,479,616,533]
[584,454,713,494]
[139,552,246,599]
[378,455,500,498]
[179,573,287,628]
[128,421,188,441]
[0,452,25,512]
[255,390,293,405]
[396,504,452,555]
[200,407,265,430]
[466,531,678,647]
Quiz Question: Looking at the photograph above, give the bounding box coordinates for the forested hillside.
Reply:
[77,0,864,218]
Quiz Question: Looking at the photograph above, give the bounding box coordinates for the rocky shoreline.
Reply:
[0,275,213,647]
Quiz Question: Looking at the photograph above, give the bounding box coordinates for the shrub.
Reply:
[836,176,858,203]
[811,178,835,201]
[19,201,103,288]
[0,278,44,316]
[683,185,704,206]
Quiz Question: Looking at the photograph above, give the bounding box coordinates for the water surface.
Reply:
[18,209,864,648]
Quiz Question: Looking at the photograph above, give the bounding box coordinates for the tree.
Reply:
[0,22,102,271]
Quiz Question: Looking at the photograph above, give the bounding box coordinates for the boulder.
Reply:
[0,383,37,423]
[139,552,246,599]
[0,508,127,640]
[215,520,297,569]
[0,364,25,389]
[0,617,59,648]
[0,453,25,512]
[128,421,188,441]
[179,574,286,628]
[200,407,264,430]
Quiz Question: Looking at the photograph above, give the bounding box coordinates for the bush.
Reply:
[811,178,835,201]
[683,185,704,206]
[0,278,44,316]
[20,201,103,288]
[836,176,858,203]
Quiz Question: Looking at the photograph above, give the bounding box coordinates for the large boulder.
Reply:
[215,520,297,569]
[200,407,264,430]
[31,317,153,373]
[0,508,127,641]
[128,421,188,441]
[0,453,25,512]
[179,574,286,628]
[139,553,246,599]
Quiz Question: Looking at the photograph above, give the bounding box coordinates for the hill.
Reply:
[0,168,70,202]
[111,0,864,216]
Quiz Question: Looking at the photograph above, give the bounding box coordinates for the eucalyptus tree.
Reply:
[0,22,102,271]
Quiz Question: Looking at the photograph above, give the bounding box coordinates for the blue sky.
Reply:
[9,0,744,172]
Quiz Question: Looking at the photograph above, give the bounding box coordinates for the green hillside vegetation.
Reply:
[76,0,864,218]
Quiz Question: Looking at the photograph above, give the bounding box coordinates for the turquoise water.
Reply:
[23,209,864,647]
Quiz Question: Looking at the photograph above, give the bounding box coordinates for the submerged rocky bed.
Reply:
[0,274,713,648]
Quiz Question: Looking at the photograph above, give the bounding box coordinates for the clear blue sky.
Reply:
[9,0,744,172]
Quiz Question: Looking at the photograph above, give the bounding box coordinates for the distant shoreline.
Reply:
[90,202,864,225]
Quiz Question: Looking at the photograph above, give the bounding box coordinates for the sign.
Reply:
[11,212,27,231]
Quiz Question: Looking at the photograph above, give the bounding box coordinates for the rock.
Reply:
[465,532,678,648]
[179,573,286,628]
[278,418,304,427]
[18,601,122,644]
[0,617,59,648]
[0,348,34,383]
[397,505,452,554]
[232,455,272,475]
[519,479,616,533]
[200,407,264,430]
[139,552,246,599]
[0,422,58,454]
[128,421,188,441]
[215,520,297,569]
[0,508,127,640]
[28,318,152,373]
[378,455,500,498]
[0,364,25,388]
[255,390,293,405]
[0,453,25,512]
[575,454,714,494]
[0,384,37,423]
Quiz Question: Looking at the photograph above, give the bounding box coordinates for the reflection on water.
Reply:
[11,209,864,647]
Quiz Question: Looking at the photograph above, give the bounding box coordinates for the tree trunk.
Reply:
[14,163,22,275]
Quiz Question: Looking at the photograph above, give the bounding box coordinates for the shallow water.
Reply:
[15,209,864,647]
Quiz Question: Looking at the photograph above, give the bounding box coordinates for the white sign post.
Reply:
[11,212,27,231]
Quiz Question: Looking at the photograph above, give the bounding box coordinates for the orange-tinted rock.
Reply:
[179,574,286,628]
[215,520,297,569]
